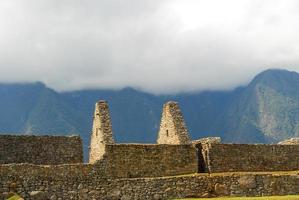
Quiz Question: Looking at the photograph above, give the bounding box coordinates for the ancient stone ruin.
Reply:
[89,100,114,163]
[157,101,190,144]
[1,100,299,199]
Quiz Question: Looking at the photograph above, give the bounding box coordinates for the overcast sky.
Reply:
[0,0,299,94]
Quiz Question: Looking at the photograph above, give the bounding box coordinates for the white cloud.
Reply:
[0,0,298,94]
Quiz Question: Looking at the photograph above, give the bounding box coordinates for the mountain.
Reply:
[0,82,83,135]
[0,69,299,159]
[222,69,299,143]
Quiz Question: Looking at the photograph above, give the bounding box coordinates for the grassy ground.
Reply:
[7,194,23,200]
[177,196,299,200]
[159,170,299,180]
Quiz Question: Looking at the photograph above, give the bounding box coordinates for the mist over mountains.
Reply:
[1,69,299,158]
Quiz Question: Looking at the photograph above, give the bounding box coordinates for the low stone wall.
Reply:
[101,144,198,178]
[1,163,299,200]
[206,144,299,173]
[0,135,83,164]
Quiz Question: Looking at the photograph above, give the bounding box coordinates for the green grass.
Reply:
[7,194,23,200]
[177,195,299,200]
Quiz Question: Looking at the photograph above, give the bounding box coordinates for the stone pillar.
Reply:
[157,101,190,144]
[89,100,114,163]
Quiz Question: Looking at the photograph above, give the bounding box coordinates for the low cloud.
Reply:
[0,0,299,94]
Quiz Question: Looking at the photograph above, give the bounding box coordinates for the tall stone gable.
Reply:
[89,100,114,163]
[157,101,190,144]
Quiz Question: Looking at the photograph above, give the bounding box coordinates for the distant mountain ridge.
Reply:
[1,69,299,158]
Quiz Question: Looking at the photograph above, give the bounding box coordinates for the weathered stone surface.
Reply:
[192,137,222,173]
[204,144,299,173]
[153,193,162,200]
[50,195,57,200]
[108,189,121,198]
[120,195,131,200]
[29,191,48,200]
[214,183,228,196]
[8,182,17,192]
[157,101,190,144]
[89,100,114,164]
[192,137,221,145]
[278,138,299,145]
[238,175,257,189]
[0,135,83,165]
[1,164,299,199]
[77,183,84,190]
[102,144,198,178]
[201,192,216,198]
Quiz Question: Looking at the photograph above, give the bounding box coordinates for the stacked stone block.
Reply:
[192,137,222,173]
[1,164,299,200]
[0,135,82,165]
[2,99,299,199]
[89,100,114,163]
[205,143,299,173]
[102,144,198,178]
[157,101,190,144]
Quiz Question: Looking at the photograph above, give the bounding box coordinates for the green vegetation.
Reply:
[7,194,23,200]
[177,195,299,200]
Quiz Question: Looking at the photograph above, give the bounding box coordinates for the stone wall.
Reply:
[191,137,222,173]
[278,138,299,145]
[89,100,114,164]
[205,144,299,173]
[0,135,83,165]
[192,137,221,145]
[157,101,190,144]
[101,144,198,178]
[1,163,299,200]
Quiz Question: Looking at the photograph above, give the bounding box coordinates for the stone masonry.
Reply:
[157,101,190,144]
[2,100,299,199]
[1,165,299,200]
[204,143,299,173]
[192,137,221,145]
[101,144,197,178]
[192,137,222,173]
[88,101,198,177]
[0,135,82,165]
[89,100,114,164]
